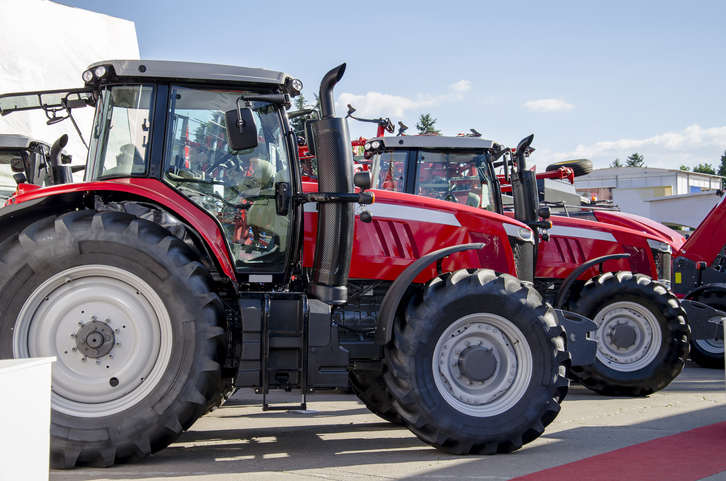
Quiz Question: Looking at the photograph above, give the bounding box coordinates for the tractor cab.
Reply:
[363,135,504,213]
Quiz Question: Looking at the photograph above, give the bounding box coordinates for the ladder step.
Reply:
[263,402,307,411]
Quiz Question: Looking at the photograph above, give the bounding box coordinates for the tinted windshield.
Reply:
[87,85,154,180]
[162,86,292,273]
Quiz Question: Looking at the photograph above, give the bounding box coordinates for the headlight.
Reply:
[82,70,94,83]
[518,227,533,242]
[364,142,371,151]
[370,140,381,150]
[94,66,108,78]
[647,238,672,253]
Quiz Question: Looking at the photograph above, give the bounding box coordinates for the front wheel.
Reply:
[384,270,569,454]
[689,291,725,369]
[568,272,690,396]
[0,210,225,468]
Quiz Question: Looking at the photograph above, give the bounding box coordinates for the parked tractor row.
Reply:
[0,60,721,471]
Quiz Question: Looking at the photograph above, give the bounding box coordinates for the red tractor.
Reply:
[0,60,596,468]
[358,134,693,396]
[530,162,723,369]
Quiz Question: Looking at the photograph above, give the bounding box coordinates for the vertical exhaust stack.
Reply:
[308,64,355,305]
[510,134,538,283]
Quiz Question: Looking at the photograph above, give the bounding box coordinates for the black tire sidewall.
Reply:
[569,273,688,392]
[0,211,222,465]
[389,272,565,444]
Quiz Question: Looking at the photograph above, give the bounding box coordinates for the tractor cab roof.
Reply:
[84,59,299,93]
[365,135,499,152]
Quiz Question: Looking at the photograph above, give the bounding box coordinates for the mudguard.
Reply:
[374,243,485,345]
[554,253,630,309]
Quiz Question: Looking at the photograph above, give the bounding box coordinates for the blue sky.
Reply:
[55,0,726,171]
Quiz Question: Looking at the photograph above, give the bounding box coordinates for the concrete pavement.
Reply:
[50,361,726,481]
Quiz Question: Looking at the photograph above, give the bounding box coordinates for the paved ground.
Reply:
[50,361,726,481]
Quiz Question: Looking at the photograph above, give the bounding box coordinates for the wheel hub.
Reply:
[610,323,637,349]
[593,303,661,372]
[458,346,498,382]
[75,320,116,358]
[433,315,532,416]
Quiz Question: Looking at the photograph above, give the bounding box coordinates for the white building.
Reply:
[574,167,722,229]
[0,0,140,165]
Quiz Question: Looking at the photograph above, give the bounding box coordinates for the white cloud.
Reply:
[525,98,574,112]
[450,80,471,92]
[337,90,463,121]
[535,125,726,170]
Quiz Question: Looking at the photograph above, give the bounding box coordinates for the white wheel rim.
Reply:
[432,313,532,416]
[593,301,662,372]
[693,339,724,355]
[13,265,173,417]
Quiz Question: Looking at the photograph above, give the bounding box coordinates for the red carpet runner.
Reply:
[513,421,726,481]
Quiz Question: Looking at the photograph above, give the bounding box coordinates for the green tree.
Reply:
[718,150,726,177]
[626,153,645,167]
[610,158,622,168]
[290,94,315,134]
[416,113,440,135]
[680,165,690,171]
[694,163,716,175]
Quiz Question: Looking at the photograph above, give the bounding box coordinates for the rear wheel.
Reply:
[568,272,689,396]
[349,366,402,424]
[689,291,725,369]
[384,270,569,454]
[0,210,225,468]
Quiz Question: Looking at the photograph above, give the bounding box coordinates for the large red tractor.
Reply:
[358,134,693,396]
[0,60,595,468]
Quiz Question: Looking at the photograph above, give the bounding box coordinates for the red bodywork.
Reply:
[536,214,669,282]
[7,178,528,287]
[676,194,726,264]
[302,182,522,283]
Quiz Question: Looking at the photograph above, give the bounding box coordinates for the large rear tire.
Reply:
[568,272,689,396]
[384,270,569,454]
[349,366,402,424]
[0,210,225,468]
[689,291,725,369]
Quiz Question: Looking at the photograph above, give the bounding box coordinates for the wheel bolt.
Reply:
[114,329,120,334]
[78,321,83,327]
[70,333,76,339]
[105,318,111,323]
[455,349,461,354]
[91,315,97,321]
[108,354,114,359]
[95,360,101,365]
[71,347,77,352]
[115,342,121,347]
[452,362,458,367]
[81,357,87,362]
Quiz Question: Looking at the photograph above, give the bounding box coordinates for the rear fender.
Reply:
[374,243,485,345]
[554,253,630,309]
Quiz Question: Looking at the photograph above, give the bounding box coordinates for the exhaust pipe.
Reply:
[49,134,73,185]
[510,134,538,283]
[308,64,355,305]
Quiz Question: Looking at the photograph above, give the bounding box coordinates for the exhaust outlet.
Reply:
[308,64,355,305]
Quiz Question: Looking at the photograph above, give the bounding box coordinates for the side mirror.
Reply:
[224,107,259,151]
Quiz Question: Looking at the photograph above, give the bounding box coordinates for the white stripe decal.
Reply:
[303,202,461,227]
[548,225,617,243]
